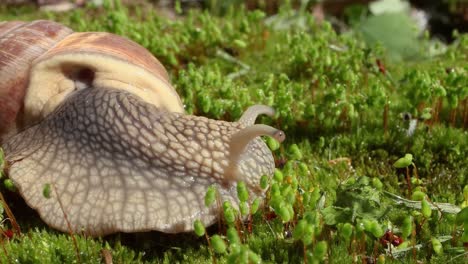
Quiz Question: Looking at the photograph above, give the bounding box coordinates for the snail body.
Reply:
[0,20,284,236]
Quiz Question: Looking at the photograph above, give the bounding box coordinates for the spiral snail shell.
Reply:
[0,20,285,236]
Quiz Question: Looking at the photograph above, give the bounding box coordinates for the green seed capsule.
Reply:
[277,206,291,222]
[341,223,353,240]
[174,0,182,14]
[372,178,383,190]
[266,137,280,151]
[239,202,249,216]
[273,169,284,182]
[287,204,294,220]
[421,199,432,218]
[293,219,307,240]
[318,137,325,148]
[286,191,296,205]
[346,177,356,185]
[281,184,292,195]
[238,245,249,263]
[269,195,282,211]
[289,144,303,160]
[193,220,205,237]
[223,201,233,211]
[271,183,281,196]
[411,177,422,185]
[283,161,294,176]
[248,250,261,264]
[304,211,318,225]
[393,154,413,168]
[260,175,269,189]
[377,254,385,264]
[363,219,373,233]
[313,241,327,260]
[302,225,315,246]
[43,183,51,199]
[237,181,249,202]
[431,237,443,255]
[397,241,409,249]
[3,179,15,192]
[224,207,236,224]
[199,94,212,113]
[211,235,227,254]
[370,221,384,238]
[315,224,323,237]
[205,186,217,207]
[226,252,239,264]
[401,216,413,238]
[355,221,365,234]
[290,176,299,190]
[298,162,309,176]
[233,39,247,49]
[227,227,241,245]
[251,198,261,215]
[411,191,426,201]
[309,188,320,209]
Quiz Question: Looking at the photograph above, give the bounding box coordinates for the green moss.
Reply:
[0,0,467,263]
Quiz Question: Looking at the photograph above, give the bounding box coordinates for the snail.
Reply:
[0,20,285,236]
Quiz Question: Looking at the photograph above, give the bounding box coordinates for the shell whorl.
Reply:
[0,20,184,141]
[0,20,73,138]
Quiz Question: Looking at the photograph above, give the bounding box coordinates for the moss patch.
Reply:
[0,1,467,263]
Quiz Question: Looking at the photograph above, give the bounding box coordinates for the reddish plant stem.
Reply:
[462,98,467,129]
[204,232,216,264]
[0,192,20,235]
[411,222,417,263]
[406,167,412,196]
[53,184,81,263]
[383,103,389,136]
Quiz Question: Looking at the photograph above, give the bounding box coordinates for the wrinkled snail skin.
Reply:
[4,87,281,235]
[1,20,285,236]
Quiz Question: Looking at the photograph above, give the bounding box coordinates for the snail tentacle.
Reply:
[238,105,276,126]
[225,124,285,182]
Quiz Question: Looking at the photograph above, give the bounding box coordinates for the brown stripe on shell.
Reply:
[0,21,25,38]
[0,20,73,140]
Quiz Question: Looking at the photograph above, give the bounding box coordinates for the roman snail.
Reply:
[0,20,285,236]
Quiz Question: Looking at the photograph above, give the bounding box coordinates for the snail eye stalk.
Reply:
[225,124,285,182]
[238,105,276,126]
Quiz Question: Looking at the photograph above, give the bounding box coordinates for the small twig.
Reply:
[387,236,452,258]
[215,49,251,79]
[383,191,461,214]
[449,251,468,263]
